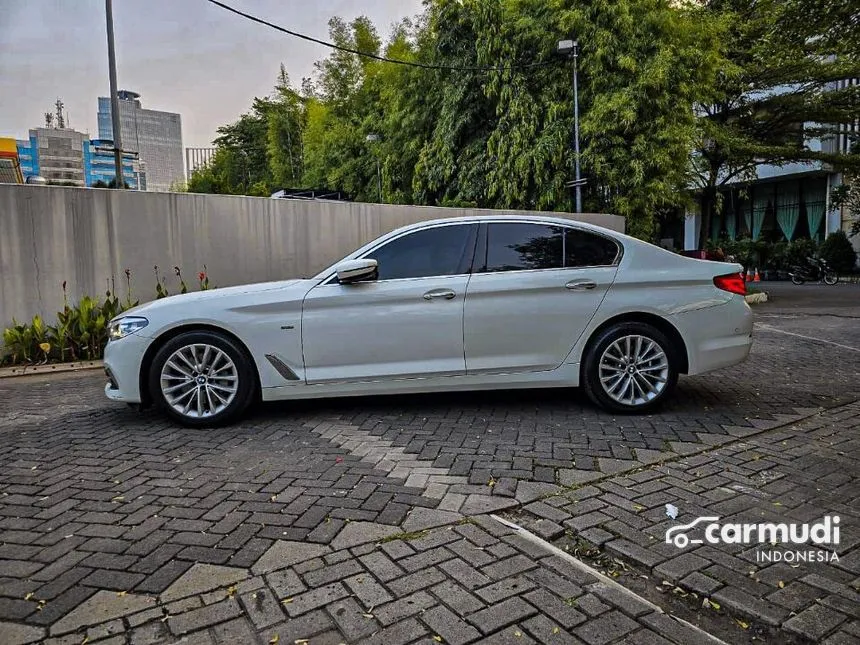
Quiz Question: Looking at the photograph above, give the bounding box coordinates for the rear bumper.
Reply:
[674,296,753,374]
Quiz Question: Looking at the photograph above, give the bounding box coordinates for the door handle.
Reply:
[423,289,456,300]
[565,279,597,291]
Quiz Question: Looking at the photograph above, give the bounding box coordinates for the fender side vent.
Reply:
[265,354,300,381]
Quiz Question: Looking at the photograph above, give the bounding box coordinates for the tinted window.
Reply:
[485,223,564,272]
[565,229,620,267]
[365,224,476,280]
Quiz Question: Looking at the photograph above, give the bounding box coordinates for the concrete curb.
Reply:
[0,360,103,379]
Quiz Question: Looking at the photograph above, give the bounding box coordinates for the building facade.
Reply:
[185,147,216,181]
[98,90,184,191]
[14,129,143,189]
[0,137,24,183]
[684,77,859,255]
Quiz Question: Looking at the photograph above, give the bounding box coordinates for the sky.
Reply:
[0,0,423,147]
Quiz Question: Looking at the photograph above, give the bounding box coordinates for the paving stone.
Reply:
[460,494,519,515]
[784,603,848,641]
[679,571,723,596]
[476,576,537,604]
[251,540,330,575]
[330,521,400,550]
[266,568,307,599]
[712,586,789,627]
[50,590,156,635]
[587,582,655,618]
[374,591,437,626]
[421,604,482,645]
[346,573,394,609]
[389,567,447,596]
[654,553,712,584]
[285,582,349,617]
[474,625,538,645]
[160,564,247,602]
[440,558,492,590]
[521,614,583,645]
[401,508,464,532]
[468,596,538,634]
[210,617,257,644]
[0,621,45,645]
[357,617,427,645]
[573,609,639,645]
[523,588,587,629]
[358,551,404,583]
[167,598,243,635]
[326,596,378,640]
[303,559,364,588]
[85,618,124,641]
[260,609,334,645]
[239,588,286,629]
[558,470,603,487]
[515,482,563,504]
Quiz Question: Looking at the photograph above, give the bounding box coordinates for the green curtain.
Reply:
[725,195,737,240]
[776,183,800,241]
[805,186,826,240]
[741,200,751,236]
[752,192,768,240]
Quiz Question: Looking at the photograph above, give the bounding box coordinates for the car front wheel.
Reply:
[582,322,679,414]
[148,330,256,427]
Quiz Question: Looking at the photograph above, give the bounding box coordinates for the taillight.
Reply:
[713,272,746,295]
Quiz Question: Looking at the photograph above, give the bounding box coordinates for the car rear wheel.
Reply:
[582,322,679,414]
[149,331,256,427]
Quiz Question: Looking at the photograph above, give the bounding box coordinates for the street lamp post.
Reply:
[557,39,582,213]
[366,133,382,203]
[105,0,125,188]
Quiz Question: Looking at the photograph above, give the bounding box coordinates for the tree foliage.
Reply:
[190,0,858,242]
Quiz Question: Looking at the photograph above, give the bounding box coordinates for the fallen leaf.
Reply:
[514,631,522,637]
[552,627,560,634]
[488,477,496,487]
[335,456,343,463]
[227,586,237,598]
[362,613,374,619]
[778,581,785,589]
[81,638,89,645]
[736,619,750,629]
[433,637,443,643]
[24,592,34,600]
[117,591,127,597]
[269,635,279,644]
[282,598,294,604]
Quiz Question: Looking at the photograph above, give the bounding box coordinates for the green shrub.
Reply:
[2,265,216,366]
[819,230,858,274]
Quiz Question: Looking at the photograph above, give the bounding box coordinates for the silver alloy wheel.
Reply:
[598,334,669,407]
[159,343,239,419]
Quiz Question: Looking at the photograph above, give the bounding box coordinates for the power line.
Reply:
[205,0,555,73]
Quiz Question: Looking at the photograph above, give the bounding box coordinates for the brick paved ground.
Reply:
[0,284,858,644]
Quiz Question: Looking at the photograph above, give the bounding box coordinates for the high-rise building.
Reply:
[14,129,144,189]
[98,90,184,191]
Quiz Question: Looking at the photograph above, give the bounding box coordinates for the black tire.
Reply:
[823,272,838,286]
[581,322,679,415]
[790,275,805,285]
[148,330,256,427]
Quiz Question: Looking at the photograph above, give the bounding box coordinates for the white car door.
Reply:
[301,223,479,384]
[464,222,620,374]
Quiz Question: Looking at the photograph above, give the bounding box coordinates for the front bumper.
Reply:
[103,332,151,403]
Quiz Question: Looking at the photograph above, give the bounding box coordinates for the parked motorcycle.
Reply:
[788,256,838,285]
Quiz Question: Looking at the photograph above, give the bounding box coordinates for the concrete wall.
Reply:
[0,184,624,326]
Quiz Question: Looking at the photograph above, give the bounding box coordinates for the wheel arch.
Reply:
[139,323,262,407]
[581,312,690,375]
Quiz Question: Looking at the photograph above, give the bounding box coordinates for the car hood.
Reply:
[118,279,310,319]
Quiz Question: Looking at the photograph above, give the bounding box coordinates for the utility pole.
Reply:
[105,0,124,187]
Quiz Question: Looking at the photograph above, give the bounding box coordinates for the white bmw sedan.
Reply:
[104,216,753,427]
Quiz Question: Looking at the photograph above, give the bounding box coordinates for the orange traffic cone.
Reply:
[753,268,761,282]
[745,269,752,282]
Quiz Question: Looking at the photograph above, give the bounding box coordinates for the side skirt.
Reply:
[261,362,581,402]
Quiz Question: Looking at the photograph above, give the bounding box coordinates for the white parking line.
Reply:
[755,323,860,353]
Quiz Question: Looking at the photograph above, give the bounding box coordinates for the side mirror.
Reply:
[335,258,378,284]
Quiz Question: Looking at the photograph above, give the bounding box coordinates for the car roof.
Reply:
[391,214,622,237]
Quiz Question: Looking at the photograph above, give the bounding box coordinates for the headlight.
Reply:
[109,316,149,340]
